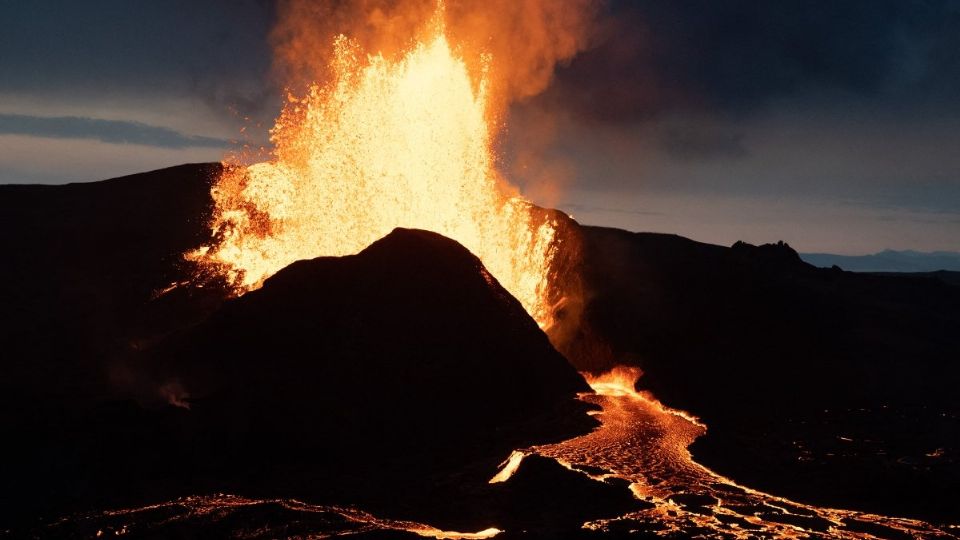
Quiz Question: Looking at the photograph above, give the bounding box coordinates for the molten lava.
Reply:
[190,10,558,327]
[528,367,954,538]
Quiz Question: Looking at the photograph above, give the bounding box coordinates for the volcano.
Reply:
[2,164,959,537]
[0,176,628,533]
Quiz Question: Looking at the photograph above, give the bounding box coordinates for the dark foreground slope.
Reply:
[138,228,594,506]
[2,167,639,534]
[0,163,222,400]
[3,226,614,534]
[560,226,960,522]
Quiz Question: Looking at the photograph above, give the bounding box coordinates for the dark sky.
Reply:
[2,0,959,253]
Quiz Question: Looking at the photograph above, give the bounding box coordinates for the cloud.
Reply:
[0,114,230,149]
[541,0,960,122]
[0,1,278,128]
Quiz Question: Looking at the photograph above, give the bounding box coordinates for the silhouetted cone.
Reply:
[152,227,590,448]
[120,227,594,524]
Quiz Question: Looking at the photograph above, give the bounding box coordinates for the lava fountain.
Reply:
[189,8,559,327]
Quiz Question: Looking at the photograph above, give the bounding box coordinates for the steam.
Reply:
[270,0,601,114]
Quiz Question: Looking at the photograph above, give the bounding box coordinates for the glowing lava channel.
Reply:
[190,11,558,327]
[492,367,956,539]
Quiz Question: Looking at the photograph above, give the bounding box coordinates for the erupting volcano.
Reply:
[3,1,960,539]
[190,6,559,327]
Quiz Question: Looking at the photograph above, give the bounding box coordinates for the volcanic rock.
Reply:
[558,225,960,522]
[144,227,593,486]
[5,163,960,526]
[480,455,643,535]
[3,224,595,532]
[0,163,223,402]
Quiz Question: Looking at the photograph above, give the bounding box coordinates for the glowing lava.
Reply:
[489,367,956,538]
[54,495,500,540]
[190,9,558,327]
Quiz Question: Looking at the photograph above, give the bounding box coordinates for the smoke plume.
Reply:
[270,0,602,114]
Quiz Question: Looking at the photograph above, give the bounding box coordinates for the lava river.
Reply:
[44,368,959,539]
[493,366,957,539]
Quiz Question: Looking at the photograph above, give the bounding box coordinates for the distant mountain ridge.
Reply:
[801,249,960,272]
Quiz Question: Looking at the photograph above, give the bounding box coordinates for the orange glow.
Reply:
[582,366,645,398]
[584,366,705,427]
[488,450,526,483]
[409,526,502,540]
[93,495,500,539]
[527,367,951,538]
[189,6,558,327]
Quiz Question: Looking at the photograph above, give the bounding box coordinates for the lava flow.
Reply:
[493,366,957,539]
[189,6,558,327]
[48,495,500,540]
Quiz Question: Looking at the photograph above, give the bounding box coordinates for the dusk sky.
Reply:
[2,0,959,254]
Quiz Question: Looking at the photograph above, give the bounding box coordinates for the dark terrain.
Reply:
[0,165,634,536]
[1,163,958,534]
[558,226,960,523]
